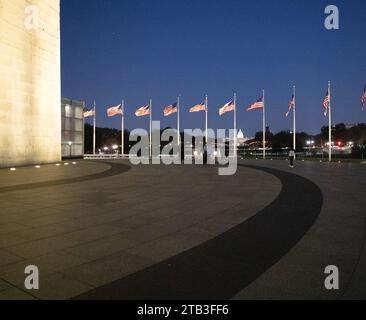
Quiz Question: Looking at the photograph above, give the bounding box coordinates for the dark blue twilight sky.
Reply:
[61,0,366,136]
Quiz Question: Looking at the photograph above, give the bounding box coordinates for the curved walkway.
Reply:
[75,165,323,299]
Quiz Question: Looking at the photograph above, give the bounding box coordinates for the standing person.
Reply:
[203,137,208,165]
[289,148,296,167]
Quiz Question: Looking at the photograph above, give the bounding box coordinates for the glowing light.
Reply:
[64,163,69,166]
[72,162,77,165]
[35,165,41,169]
[10,168,16,171]
[55,163,61,166]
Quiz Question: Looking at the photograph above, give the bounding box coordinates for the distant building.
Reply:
[222,129,252,146]
[237,129,252,146]
[61,98,85,158]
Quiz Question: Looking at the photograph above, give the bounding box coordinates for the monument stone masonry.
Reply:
[0,0,61,167]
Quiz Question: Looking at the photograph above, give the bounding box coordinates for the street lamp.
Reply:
[68,141,73,158]
[112,145,119,153]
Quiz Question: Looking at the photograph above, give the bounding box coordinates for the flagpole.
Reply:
[205,95,208,143]
[177,95,181,147]
[121,100,125,156]
[234,93,237,157]
[263,90,266,160]
[293,85,296,151]
[150,99,152,158]
[328,80,332,162]
[93,100,96,155]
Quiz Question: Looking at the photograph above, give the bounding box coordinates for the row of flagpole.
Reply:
[87,91,266,160]
[85,82,366,162]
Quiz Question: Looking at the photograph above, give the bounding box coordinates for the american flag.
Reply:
[107,104,123,117]
[189,102,206,113]
[361,85,366,110]
[163,103,178,117]
[135,105,150,117]
[286,95,295,117]
[323,90,330,116]
[247,96,264,111]
[83,109,95,118]
[219,100,235,116]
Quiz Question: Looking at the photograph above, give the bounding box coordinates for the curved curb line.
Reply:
[75,164,323,300]
[0,161,131,194]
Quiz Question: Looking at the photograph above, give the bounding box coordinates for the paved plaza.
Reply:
[0,159,365,299]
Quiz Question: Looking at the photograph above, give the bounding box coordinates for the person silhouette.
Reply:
[289,148,296,167]
[203,137,208,165]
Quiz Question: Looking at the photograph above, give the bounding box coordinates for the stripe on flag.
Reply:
[107,104,123,117]
[286,95,295,117]
[135,105,150,117]
[189,102,206,113]
[247,96,264,111]
[163,103,178,117]
[84,109,95,118]
[361,84,366,110]
[219,100,235,116]
[323,90,330,116]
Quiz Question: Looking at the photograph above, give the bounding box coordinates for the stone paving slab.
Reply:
[0,159,365,299]
[232,160,366,300]
[0,160,280,299]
